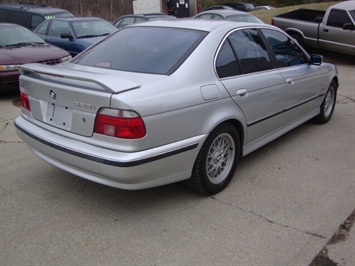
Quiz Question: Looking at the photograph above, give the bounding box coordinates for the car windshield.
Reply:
[0,25,45,47]
[72,26,207,75]
[226,14,263,23]
[73,20,117,38]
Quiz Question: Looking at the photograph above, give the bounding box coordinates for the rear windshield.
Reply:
[72,26,207,75]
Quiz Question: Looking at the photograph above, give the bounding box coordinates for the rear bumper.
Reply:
[15,116,205,190]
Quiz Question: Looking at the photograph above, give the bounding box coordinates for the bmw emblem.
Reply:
[50,90,56,100]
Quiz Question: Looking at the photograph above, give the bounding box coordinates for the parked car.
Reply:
[0,3,73,30]
[15,19,338,195]
[0,23,71,93]
[221,2,255,12]
[272,0,355,55]
[34,17,117,57]
[202,5,235,12]
[254,6,275,10]
[194,10,264,23]
[113,13,176,29]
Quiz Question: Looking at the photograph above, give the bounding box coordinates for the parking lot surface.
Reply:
[1,52,354,265]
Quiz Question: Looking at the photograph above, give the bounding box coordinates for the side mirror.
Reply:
[309,54,323,66]
[343,23,355,31]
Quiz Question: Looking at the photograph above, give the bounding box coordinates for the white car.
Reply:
[15,20,338,195]
[194,9,264,23]
[255,6,276,10]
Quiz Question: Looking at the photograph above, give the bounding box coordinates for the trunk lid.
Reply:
[19,63,159,137]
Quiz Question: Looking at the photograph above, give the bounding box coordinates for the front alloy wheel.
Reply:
[313,81,337,124]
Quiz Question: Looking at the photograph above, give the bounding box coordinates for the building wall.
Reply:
[133,0,198,16]
[133,0,162,13]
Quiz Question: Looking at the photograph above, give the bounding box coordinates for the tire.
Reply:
[313,81,337,124]
[186,123,240,195]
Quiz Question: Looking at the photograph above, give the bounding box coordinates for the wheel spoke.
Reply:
[324,88,335,117]
[206,133,235,184]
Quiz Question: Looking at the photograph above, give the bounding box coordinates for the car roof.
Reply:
[0,3,70,14]
[0,22,23,27]
[204,5,234,10]
[331,0,355,11]
[114,13,175,21]
[130,13,173,17]
[196,9,249,17]
[45,17,105,22]
[130,18,268,32]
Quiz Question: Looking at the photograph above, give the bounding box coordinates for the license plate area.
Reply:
[46,102,72,130]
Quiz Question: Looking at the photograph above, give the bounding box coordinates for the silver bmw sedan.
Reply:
[15,19,338,195]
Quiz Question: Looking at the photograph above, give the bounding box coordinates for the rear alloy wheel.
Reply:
[313,81,337,124]
[187,123,240,195]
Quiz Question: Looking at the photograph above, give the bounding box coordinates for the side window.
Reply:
[350,10,355,21]
[196,14,214,19]
[117,17,135,28]
[36,20,50,35]
[135,17,146,23]
[327,9,352,28]
[261,29,307,68]
[0,10,8,22]
[211,14,224,20]
[48,21,70,37]
[228,29,272,74]
[216,41,240,78]
[30,14,44,30]
[8,11,28,28]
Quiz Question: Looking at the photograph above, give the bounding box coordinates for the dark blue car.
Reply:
[34,17,117,57]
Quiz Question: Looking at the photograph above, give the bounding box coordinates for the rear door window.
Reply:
[216,41,240,78]
[228,29,272,74]
[216,28,272,78]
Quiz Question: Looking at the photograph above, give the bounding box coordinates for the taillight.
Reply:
[94,108,146,139]
[20,92,31,112]
[271,19,274,25]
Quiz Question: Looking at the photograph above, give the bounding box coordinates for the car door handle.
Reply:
[236,89,248,97]
[286,78,294,85]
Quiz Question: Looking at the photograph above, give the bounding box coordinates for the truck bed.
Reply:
[274,8,325,23]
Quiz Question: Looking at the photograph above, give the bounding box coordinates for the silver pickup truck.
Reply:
[272,1,355,55]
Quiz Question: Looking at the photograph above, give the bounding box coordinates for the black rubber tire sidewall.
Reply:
[190,123,240,195]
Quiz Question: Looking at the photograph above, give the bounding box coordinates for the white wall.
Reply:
[133,0,162,14]
[133,0,198,16]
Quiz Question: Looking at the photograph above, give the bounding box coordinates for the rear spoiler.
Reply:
[19,63,140,94]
